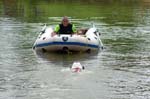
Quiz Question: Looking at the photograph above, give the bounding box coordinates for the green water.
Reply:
[0,0,150,99]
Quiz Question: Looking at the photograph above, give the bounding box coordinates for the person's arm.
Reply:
[51,25,60,37]
[54,25,60,33]
[72,24,77,33]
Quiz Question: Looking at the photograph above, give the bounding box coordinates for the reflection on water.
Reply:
[0,0,144,23]
[0,0,150,99]
[35,51,99,67]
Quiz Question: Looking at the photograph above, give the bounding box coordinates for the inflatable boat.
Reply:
[33,25,103,53]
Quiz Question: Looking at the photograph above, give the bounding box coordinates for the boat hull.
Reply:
[33,26,103,53]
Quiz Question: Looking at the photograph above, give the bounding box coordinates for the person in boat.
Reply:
[52,16,76,35]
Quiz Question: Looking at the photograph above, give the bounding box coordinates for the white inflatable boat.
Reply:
[33,25,103,53]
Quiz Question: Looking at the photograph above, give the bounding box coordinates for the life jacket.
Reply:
[58,24,73,34]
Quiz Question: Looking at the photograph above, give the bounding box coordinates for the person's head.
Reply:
[62,16,70,27]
